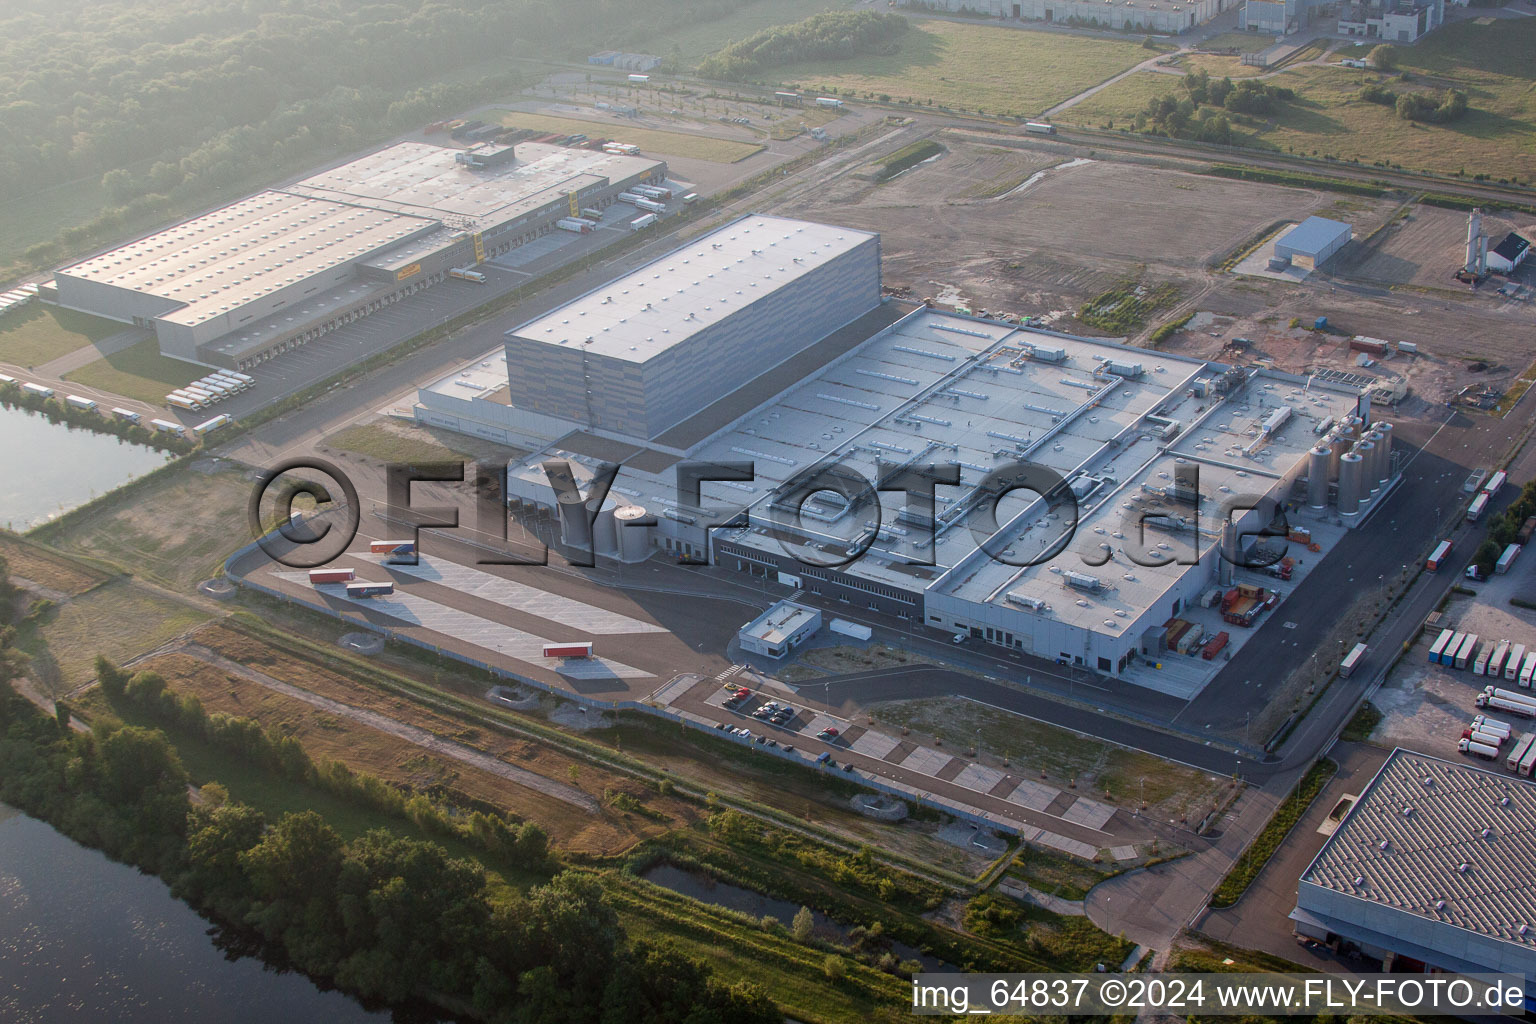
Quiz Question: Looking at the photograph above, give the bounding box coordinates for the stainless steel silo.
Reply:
[1374,421,1394,486]
[1338,451,1364,523]
[1307,445,1331,510]
[588,494,618,557]
[1355,439,1378,497]
[615,505,653,563]
[557,490,591,551]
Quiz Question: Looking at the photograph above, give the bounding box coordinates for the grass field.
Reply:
[0,533,112,595]
[63,336,207,404]
[0,305,127,370]
[1007,846,1114,900]
[1057,70,1181,127]
[1061,20,1536,180]
[33,461,251,590]
[16,580,211,696]
[496,110,764,162]
[639,0,855,65]
[868,696,1230,815]
[773,20,1150,117]
[324,421,475,464]
[1197,32,1272,53]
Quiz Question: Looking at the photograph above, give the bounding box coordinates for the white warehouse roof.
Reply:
[1302,748,1536,947]
[1279,216,1352,256]
[508,214,876,362]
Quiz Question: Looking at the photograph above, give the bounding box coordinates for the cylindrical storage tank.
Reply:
[1374,421,1393,485]
[557,491,590,550]
[1365,429,1387,489]
[1219,520,1237,586]
[588,495,618,557]
[1307,446,1330,510]
[615,504,653,563]
[1328,431,1351,478]
[1338,451,1364,522]
[1354,440,1377,496]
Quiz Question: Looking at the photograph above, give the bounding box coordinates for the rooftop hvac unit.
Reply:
[1104,359,1143,378]
[1006,592,1050,612]
[1063,571,1103,592]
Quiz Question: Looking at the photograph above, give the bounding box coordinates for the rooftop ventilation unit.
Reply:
[1063,571,1103,592]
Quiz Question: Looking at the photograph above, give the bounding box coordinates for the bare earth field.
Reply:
[776,137,1393,323]
[1344,206,1536,291]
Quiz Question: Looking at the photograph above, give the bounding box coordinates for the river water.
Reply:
[0,404,173,531]
[0,802,389,1023]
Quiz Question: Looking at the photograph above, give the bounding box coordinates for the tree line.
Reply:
[697,11,909,81]
[1359,82,1469,124]
[0,0,760,270]
[1471,477,1536,576]
[1132,70,1295,146]
[0,659,780,1023]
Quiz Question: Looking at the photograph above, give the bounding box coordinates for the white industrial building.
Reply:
[898,0,1228,33]
[49,141,665,369]
[1273,216,1353,271]
[419,214,1386,684]
[1488,233,1531,274]
[1293,749,1536,1006]
[738,601,823,658]
[1337,0,1445,41]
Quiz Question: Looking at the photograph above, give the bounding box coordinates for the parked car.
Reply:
[815,751,831,765]
[951,633,967,644]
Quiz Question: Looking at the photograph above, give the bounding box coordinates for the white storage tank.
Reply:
[588,494,619,557]
[1307,445,1331,510]
[1338,451,1364,521]
[615,504,653,563]
[1374,421,1393,486]
[557,490,591,550]
[1354,439,1377,496]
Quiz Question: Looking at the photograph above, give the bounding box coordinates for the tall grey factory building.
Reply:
[1293,749,1536,1006]
[417,214,1389,684]
[47,141,665,369]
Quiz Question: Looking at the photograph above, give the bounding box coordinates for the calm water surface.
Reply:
[0,404,173,530]
[0,802,390,1023]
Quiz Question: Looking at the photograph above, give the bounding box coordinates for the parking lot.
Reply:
[667,676,1152,857]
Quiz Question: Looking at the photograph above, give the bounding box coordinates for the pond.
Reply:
[0,802,394,1023]
[0,404,172,530]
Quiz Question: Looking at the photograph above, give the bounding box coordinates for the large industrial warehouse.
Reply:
[1292,749,1536,1006]
[48,141,666,369]
[416,214,1389,683]
[898,0,1224,33]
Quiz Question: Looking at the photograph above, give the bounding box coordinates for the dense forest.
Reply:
[0,0,759,270]
[0,658,781,1023]
[697,11,910,81]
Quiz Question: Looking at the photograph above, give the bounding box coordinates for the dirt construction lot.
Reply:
[775,134,1397,321]
[1343,206,1536,292]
